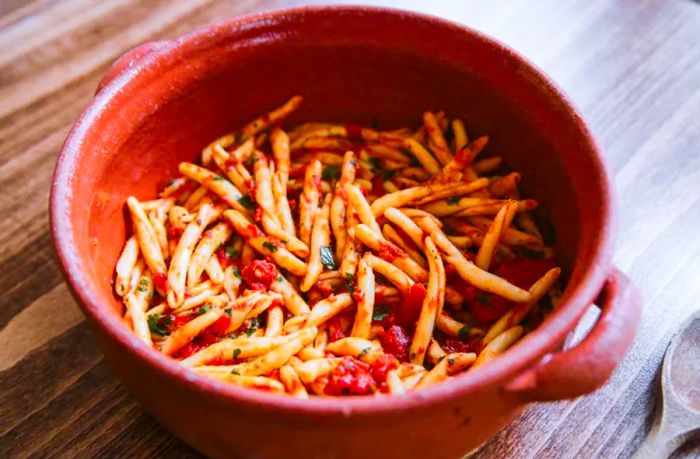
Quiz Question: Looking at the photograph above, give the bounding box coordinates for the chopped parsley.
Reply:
[276,275,283,282]
[246,152,256,168]
[344,273,355,293]
[198,305,212,315]
[231,369,241,375]
[320,246,336,270]
[475,292,491,306]
[213,175,224,181]
[244,317,260,337]
[233,267,241,278]
[224,243,238,259]
[238,194,256,209]
[322,165,340,181]
[233,348,242,359]
[224,307,232,317]
[147,313,172,336]
[448,357,456,365]
[357,347,371,359]
[136,277,150,292]
[372,305,390,322]
[263,241,278,253]
[458,325,471,338]
[447,196,461,205]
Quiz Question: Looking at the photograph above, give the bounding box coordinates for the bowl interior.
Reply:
[62,8,606,339]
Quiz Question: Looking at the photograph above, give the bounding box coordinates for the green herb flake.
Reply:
[224,307,232,317]
[276,275,283,283]
[344,273,355,293]
[458,325,471,339]
[246,153,256,169]
[233,348,242,359]
[372,306,390,322]
[224,243,238,259]
[357,347,371,359]
[245,317,260,337]
[263,241,278,253]
[447,196,461,205]
[198,305,212,315]
[322,165,340,181]
[320,246,336,270]
[238,194,256,210]
[233,267,241,278]
[231,369,241,375]
[147,313,172,337]
[475,292,491,306]
[213,175,224,181]
[136,277,150,292]
[448,357,456,365]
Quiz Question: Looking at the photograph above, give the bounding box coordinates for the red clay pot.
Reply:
[50,6,641,458]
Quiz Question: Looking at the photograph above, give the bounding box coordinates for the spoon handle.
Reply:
[633,418,686,459]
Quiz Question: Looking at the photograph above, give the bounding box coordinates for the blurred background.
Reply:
[1,1,699,458]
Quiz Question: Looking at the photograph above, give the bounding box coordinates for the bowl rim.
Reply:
[50,4,615,418]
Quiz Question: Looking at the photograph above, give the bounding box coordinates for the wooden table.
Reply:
[1,0,699,457]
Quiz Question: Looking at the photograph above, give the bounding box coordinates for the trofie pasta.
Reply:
[114,96,563,396]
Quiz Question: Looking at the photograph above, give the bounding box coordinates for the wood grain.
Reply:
[1,0,699,457]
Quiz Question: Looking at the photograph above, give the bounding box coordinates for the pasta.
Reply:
[114,96,563,396]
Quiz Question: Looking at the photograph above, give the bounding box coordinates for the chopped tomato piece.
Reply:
[437,333,483,355]
[241,259,278,291]
[152,272,168,293]
[370,353,398,384]
[394,283,426,329]
[380,325,411,362]
[324,357,376,396]
[167,226,184,241]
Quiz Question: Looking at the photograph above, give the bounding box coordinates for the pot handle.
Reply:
[96,40,173,94]
[505,267,641,401]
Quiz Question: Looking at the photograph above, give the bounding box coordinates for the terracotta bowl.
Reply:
[50,6,641,458]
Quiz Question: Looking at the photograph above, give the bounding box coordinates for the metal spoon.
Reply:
[634,309,700,458]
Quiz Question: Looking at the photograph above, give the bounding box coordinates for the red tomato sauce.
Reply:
[453,256,556,324]
[377,242,404,262]
[371,176,384,196]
